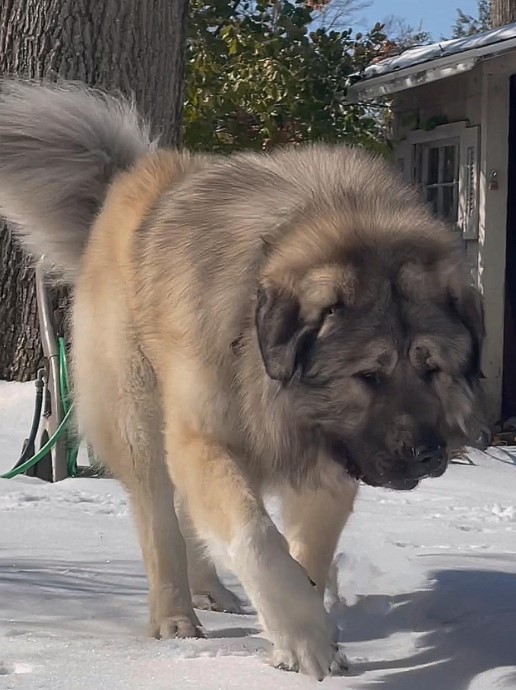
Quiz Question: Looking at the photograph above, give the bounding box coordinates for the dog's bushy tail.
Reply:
[0,80,154,281]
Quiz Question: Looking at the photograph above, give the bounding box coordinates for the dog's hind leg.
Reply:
[176,496,243,613]
[73,308,200,639]
[281,479,358,596]
[129,450,202,639]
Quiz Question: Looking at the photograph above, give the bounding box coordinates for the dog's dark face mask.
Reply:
[255,249,487,491]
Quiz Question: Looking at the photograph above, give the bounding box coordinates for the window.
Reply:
[396,122,480,240]
[415,140,459,224]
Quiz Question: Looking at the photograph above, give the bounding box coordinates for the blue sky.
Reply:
[357,0,479,40]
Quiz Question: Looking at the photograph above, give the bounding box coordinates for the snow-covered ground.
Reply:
[1,379,516,690]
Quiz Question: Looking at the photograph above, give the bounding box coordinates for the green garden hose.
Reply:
[1,338,79,480]
[58,337,79,478]
[1,404,76,479]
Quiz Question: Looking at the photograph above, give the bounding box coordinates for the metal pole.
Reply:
[34,259,68,482]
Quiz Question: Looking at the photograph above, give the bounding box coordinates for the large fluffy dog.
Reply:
[0,81,486,679]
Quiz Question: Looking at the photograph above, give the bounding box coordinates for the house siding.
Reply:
[390,54,516,421]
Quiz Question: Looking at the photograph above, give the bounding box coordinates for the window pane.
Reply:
[416,147,423,184]
[426,187,438,216]
[443,146,456,183]
[427,147,439,184]
[442,185,458,221]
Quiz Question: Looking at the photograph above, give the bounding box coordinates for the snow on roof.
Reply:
[362,22,516,81]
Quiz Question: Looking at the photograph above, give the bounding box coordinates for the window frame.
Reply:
[396,121,480,240]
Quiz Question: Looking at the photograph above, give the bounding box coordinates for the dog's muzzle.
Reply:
[384,445,448,491]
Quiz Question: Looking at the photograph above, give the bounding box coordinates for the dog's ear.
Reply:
[255,285,315,382]
[448,282,485,375]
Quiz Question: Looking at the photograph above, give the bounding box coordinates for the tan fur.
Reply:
[69,145,484,677]
[0,81,485,677]
[282,478,358,595]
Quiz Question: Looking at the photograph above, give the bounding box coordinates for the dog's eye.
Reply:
[422,367,440,383]
[356,371,384,388]
[322,302,343,319]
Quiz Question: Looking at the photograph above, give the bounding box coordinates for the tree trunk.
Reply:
[491,0,516,26]
[0,0,188,381]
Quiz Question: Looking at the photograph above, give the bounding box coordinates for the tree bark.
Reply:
[491,0,516,26]
[0,0,188,380]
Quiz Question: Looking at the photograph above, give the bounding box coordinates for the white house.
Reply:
[348,23,516,425]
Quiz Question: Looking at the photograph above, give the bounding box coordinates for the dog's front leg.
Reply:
[281,479,358,596]
[175,494,243,613]
[165,427,347,680]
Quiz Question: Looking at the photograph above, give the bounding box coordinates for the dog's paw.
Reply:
[149,614,205,640]
[329,647,350,676]
[272,642,348,680]
[192,582,242,614]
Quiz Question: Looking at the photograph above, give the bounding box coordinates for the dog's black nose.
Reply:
[413,444,443,464]
[412,444,448,478]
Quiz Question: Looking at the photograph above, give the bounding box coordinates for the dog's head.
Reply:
[255,230,486,491]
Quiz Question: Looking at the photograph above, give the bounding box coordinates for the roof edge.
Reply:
[348,31,516,102]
